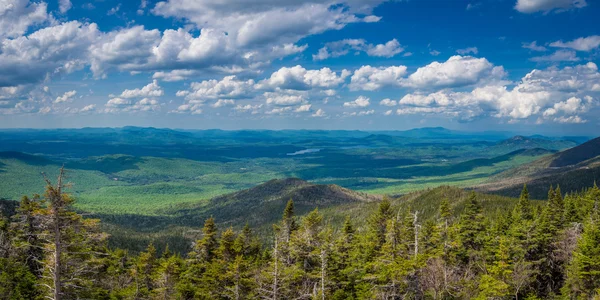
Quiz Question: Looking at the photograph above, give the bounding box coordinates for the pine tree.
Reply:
[368,196,393,250]
[10,195,45,277]
[458,191,484,260]
[514,184,532,220]
[282,199,298,243]
[37,167,108,300]
[152,254,183,299]
[134,243,157,298]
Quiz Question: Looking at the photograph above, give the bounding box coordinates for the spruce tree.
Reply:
[563,205,600,298]
[514,184,532,220]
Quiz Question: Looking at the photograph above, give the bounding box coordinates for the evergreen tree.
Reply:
[458,191,484,261]
[36,167,108,300]
[563,205,600,298]
[514,184,532,220]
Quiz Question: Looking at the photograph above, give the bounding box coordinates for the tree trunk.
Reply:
[273,238,279,300]
[320,248,326,300]
[53,167,64,300]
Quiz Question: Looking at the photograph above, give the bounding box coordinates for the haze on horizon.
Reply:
[1,0,599,135]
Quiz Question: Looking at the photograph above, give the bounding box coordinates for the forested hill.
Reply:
[2,169,600,299]
[481,136,600,198]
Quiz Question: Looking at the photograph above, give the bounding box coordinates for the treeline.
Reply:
[1,169,600,299]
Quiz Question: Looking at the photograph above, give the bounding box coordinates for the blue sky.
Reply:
[0,0,599,134]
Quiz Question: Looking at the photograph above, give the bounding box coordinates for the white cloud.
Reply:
[259,65,349,90]
[399,92,454,107]
[365,39,404,57]
[174,104,203,114]
[405,55,506,89]
[266,107,293,115]
[379,99,397,106]
[120,80,164,99]
[152,0,385,49]
[295,104,312,112]
[515,0,587,13]
[79,104,96,113]
[530,50,579,62]
[183,76,255,102]
[343,96,370,108]
[522,41,547,52]
[0,21,99,87]
[107,4,121,15]
[54,90,77,104]
[430,50,441,56]
[106,97,131,108]
[312,108,326,117]
[344,109,375,116]
[153,70,198,82]
[553,115,586,123]
[0,0,48,39]
[313,38,404,60]
[211,99,235,108]
[456,47,478,55]
[265,93,306,106]
[384,109,393,116]
[234,103,263,114]
[59,0,72,13]
[393,62,600,122]
[349,65,408,91]
[550,35,600,52]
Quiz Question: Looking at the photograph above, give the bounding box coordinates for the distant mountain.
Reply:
[483,135,578,156]
[481,136,600,198]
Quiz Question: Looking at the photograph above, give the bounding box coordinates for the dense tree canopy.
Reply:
[1,175,600,299]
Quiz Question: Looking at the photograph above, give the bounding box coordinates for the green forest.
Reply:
[2,167,600,299]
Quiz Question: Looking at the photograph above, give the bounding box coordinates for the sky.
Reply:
[0,0,599,134]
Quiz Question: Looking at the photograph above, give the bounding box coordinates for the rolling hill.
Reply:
[165,178,381,228]
[482,135,578,156]
[481,136,600,198]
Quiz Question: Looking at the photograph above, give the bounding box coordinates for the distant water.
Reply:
[287,148,321,156]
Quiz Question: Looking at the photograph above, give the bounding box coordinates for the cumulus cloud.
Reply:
[379,99,397,106]
[211,99,235,108]
[311,108,326,117]
[153,70,199,82]
[0,21,99,87]
[349,65,408,91]
[259,65,349,90]
[514,0,587,13]
[0,0,48,39]
[392,62,600,122]
[405,55,506,89]
[181,76,255,102]
[343,96,370,108]
[366,39,404,57]
[54,90,77,104]
[313,38,404,60]
[295,104,312,112]
[120,80,164,98]
[550,35,600,52]
[152,0,385,48]
[234,103,263,114]
[543,97,588,117]
[265,93,306,106]
[174,103,203,114]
